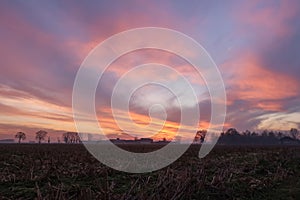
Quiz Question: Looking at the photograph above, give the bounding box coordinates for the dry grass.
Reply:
[0,144,300,199]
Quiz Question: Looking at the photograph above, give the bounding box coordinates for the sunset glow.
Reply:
[0,1,299,142]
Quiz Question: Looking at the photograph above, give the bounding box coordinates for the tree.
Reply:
[251,131,258,137]
[242,130,251,136]
[194,129,207,144]
[225,128,239,136]
[36,130,47,144]
[15,132,26,143]
[261,130,268,137]
[290,128,299,139]
[268,131,275,138]
[63,132,80,143]
[277,131,283,139]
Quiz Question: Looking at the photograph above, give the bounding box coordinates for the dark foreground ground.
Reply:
[0,144,300,200]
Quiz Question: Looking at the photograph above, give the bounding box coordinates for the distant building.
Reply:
[153,138,171,144]
[110,137,154,144]
[110,138,124,144]
[139,138,153,143]
[0,139,14,143]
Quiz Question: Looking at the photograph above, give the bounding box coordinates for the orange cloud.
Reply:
[96,105,207,141]
[0,85,77,136]
[223,54,298,111]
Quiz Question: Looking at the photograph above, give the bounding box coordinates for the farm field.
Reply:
[0,144,300,200]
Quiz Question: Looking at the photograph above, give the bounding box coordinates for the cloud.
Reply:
[224,53,298,105]
[0,1,300,140]
[217,1,300,130]
[257,112,300,131]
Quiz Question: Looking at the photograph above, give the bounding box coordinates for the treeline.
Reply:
[13,128,299,145]
[14,131,81,144]
[216,128,299,145]
[15,130,49,144]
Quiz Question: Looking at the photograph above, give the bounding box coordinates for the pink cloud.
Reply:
[223,53,298,111]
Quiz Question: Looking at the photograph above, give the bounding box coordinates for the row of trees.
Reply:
[219,128,298,145]
[15,130,48,144]
[220,128,299,139]
[174,128,299,145]
[14,131,81,144]
[62,132,81,143]
[194,128,299,144]
[14,128,300,144]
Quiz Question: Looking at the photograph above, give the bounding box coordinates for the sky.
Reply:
[0,0,299,142]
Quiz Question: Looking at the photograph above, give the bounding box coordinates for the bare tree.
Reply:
[242,130,251,136]
[261,130,268,137]
[194,130,207,144]
[36,130,48,144]
[251,131,258,137]
[277,131,283,139]
[15,132,26,143]
[268,131,275,138]
[63,132,80,143]
[225,128,239,136]
[290,128,299,139]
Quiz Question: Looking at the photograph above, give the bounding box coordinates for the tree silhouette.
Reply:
[194,130,207,144]
[277,131,283,139]
[290,128,299,139]
[217,128,300,145]
[225,128,239,136]
[268,131,275,138]
[63,132,80,143]
[15,132,26,143]
[242,130,251,136]
[261,130,268,137]
[36,130,47,144]
[251,131,258,137]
